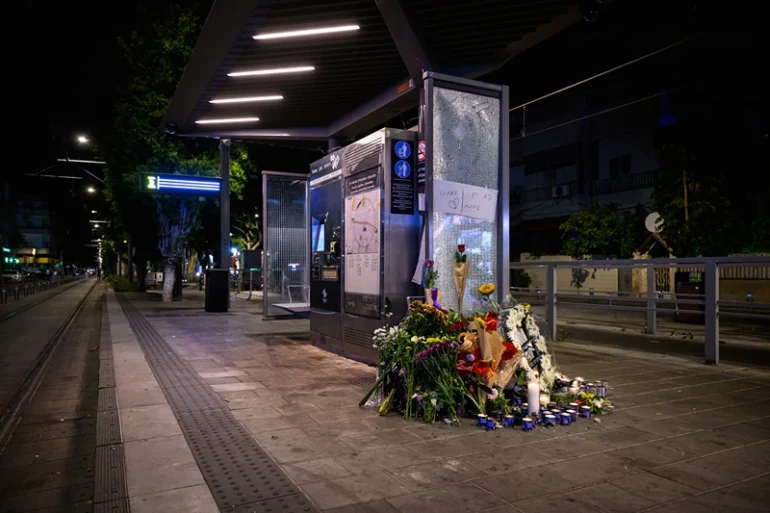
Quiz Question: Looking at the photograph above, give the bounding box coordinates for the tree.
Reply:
[560,204,646,259]
[232,212,262,251]
[653,119,768,256]
[157,198,197,302]
[101,3,249,299]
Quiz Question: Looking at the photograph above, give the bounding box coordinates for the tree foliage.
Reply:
[100,2,251,293]
[653,120,769,256]
[560,204,647,259]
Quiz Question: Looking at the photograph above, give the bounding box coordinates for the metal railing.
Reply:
[509,256,770,365]
[0,277,66,304]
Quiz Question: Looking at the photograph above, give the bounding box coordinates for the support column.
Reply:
[646,263,656,334]
[704,259,719,364]
[219,139,231,271]
[127,236,134,283]
[545,263,557,341]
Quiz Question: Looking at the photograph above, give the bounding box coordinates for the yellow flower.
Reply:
[474,317,487,330]
[478,283,495,296]
[426,337,441,344]
[523,303,531,311]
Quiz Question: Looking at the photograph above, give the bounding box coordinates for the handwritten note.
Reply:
[433,179,498,221]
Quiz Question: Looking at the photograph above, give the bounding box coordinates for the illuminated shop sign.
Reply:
[144,174,221,195]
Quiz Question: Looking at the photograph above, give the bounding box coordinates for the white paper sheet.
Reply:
[433,179,498,221]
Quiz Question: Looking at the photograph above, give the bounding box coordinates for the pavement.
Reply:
[2,285,769,513]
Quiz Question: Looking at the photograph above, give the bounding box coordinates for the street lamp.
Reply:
[77,135,89,144]
[87,186,96,194]
[91,210,97,214]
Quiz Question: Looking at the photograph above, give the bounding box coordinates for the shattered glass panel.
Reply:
[432,86,500,312]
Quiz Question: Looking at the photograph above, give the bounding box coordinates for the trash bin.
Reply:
[205,269,229,312]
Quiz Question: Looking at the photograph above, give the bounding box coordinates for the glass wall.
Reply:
[263,173,308,317]
[431,85,502,312]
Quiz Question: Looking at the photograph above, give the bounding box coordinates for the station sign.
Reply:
[144,173,221,195]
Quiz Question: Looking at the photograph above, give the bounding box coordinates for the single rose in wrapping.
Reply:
[453,261,469,312]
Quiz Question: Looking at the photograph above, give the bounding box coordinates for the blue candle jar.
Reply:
[477,414,487,426]
[493,410,503,422]
[547,402,556,410]
[521,417,534,431]
[503,415,515,428]
[486,417,497,430]
[580,406,591,418]
[567,409,577,422]
[544,414,556,426]
[560,412,571,426]
[513,397,522,406]
[569,402,580,412]
[522,403,529,416]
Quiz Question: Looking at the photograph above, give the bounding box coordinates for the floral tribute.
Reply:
[360,256,611,429]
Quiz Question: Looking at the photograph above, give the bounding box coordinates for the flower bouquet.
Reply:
[360,252,611,426]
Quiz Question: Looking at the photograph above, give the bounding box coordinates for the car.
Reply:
[1,270,24,283]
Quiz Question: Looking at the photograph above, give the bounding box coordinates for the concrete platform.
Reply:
[104,290,769,513]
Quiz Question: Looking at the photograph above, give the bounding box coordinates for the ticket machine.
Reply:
[309,128,421,363]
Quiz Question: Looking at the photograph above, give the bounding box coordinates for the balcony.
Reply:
[593,170,655,195]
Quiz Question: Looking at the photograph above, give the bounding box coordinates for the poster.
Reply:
[344,168,381,316]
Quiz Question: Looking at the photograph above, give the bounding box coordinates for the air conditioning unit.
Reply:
[551,184,570,199]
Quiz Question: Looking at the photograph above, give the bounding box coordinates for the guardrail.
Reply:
[0,277,69,305]
[509,256,770,365]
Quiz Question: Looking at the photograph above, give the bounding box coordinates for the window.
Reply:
[609,155,631,178]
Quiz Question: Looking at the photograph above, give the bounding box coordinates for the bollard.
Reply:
[536,289,542,301]
[589,287,594,296]
[747,293,753,313]
[14,286,19,300]
[23,284,28,297]
[1,287,6,305]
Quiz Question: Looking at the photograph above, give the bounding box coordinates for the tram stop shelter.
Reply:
[162,0,586,317]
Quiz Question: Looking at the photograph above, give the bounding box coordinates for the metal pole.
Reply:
[646,264,657,334]
[704,259,719,364]
[545,263,557,341]
[219,139,231,272]
[128,235,134,283]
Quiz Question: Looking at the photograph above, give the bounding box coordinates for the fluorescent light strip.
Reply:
[195,117,259,124]
[158,184,220,191]
[158,183,219,190]
[228,66,314,78]
[253,25,360,40]
[158,178,220,185]
[209,95,283,104]
[158,181,219,189]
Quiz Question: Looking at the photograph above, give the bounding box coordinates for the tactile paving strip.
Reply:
[95,444,127,503]
[95,498,130,513]
[99,358,116,388]
[96,410,121,447]
[116,295,319,513]
[98,387,118,412]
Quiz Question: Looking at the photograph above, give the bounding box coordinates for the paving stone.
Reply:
[120,403,181,441]
[282,457,353,485]
[611,471,698,504]
[660,429,742,457]
[300,471,410,510]
[324,499,401,513]
[473,466,580,503]
[334,446,432,474]
[578,425,661,449]
[652,460,739,491]
[123,434,204,496]
[389,457,485,491]
[610,441,691,470]
[114,381,165,409]
[387,482,504,513]
[129,483,218,513]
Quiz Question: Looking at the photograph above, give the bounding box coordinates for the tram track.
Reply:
[0,278,98,449]
[0,277,86,324]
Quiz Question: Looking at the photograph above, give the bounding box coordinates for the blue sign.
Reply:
[394,160,411,179]
[145,173,221,196]
[394,140,411,159]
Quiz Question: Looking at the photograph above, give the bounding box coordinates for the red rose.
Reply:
[501,341,518,361]
[458,244,466,253]
[426,259,434,268]
[484,312,498,332]
[450,320,463,332]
